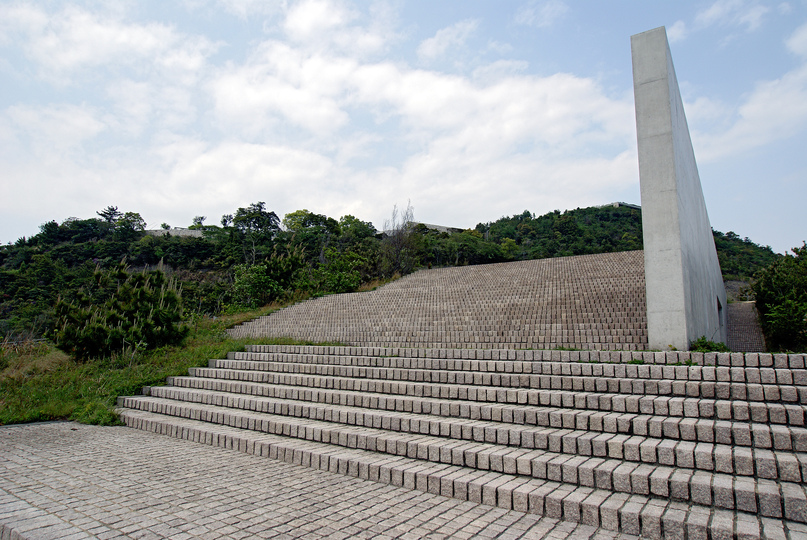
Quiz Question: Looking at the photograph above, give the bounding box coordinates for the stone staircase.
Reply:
[116,252,806,538]
[118,345,807,538]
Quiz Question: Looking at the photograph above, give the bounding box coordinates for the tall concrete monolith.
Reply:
[631,27,727,350]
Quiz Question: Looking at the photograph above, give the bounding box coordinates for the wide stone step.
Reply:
[241,344,806,369]
[145,385,807,480]
[185,367,807,424]
[214,357,807,426]
[213,358,807,405]
[165,375,807,446]
[226,351,807,387]
[117,407,806,539]
[118,394,807,520]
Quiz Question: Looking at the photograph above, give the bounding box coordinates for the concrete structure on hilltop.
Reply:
[632,27,728,351]
[145,227,203,238]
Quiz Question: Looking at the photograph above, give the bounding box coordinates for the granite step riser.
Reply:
[224,354,807,387]
[118,409,715,540]
[171,374,807,430]
[118,395,807,519]
[186,368,807,419]
[211,361,807,399]
[152,382,807,455]
[244,346,807,369]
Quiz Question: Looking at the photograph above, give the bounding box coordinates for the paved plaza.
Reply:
[0,422,636,540]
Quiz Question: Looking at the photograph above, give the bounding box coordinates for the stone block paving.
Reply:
[0,422,635,540]
[228,251,648,351]
[727,302,766,353]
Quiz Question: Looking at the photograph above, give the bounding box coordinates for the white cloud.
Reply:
[514,0,569,28]
[285,0,352,40]
[5,104,107,153]
[417,19,479,62]
[685,96,733,128]
[694,64,807,161]
[209,41,356,136]
[215,0,286,19]
[105,79,153,136]
[487,40,514,55]
[690,23,807,162]
[667,21,688,43]
[161,141,337,207]
[282,0,390,57]
[472,60,529,84]
[0,3,218,84]
[787,21,807,57]
[694,0,769,32]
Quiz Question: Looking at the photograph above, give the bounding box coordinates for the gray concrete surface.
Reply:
[632,26,727,351]
[0,422,636,540]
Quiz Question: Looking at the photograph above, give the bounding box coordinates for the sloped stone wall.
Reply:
[229,251,648,350]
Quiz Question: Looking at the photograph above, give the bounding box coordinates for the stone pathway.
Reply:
[0,422,636,540]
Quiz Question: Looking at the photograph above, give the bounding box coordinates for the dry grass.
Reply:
[0,338,71,381]
[357,273,401,292]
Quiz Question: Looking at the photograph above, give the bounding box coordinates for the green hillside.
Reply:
[0,203,782,344]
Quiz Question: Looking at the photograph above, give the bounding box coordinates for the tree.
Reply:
[753,243,807,351]
[379,201,416,277]
[309,248,367,294]
[53,263,189,361]
[282,210,340,264]
[97,206,122,224]
[232,202,280,264]
[338,215,377,246]
[501,238,519,260]
[229,264,282,309]
[228,243,306,309]
[114,212,147,242]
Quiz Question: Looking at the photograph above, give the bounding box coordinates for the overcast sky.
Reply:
[1,0,805,253]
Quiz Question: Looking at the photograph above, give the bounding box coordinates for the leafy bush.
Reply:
[753,243,807,351]
[306,248,368,295]
[689,336,731,353]
[230,263,283,309]
[227,243,307,310]
[53,263,189,361]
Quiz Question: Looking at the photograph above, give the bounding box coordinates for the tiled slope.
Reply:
[228,251,648,351]
[727,302,767,353]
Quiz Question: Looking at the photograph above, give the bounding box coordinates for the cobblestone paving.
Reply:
[0,422,637,540]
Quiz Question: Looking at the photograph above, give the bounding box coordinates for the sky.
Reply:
[1,0,805,254]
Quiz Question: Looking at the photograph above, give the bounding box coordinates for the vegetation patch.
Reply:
[0,306,338,426]
[689,336,731,353]
[753,243,807,352]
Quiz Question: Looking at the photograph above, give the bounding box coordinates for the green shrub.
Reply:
[752,243,807,352]
[689,336,731,353]
[53,263,189,361]
[230,263,282,309]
